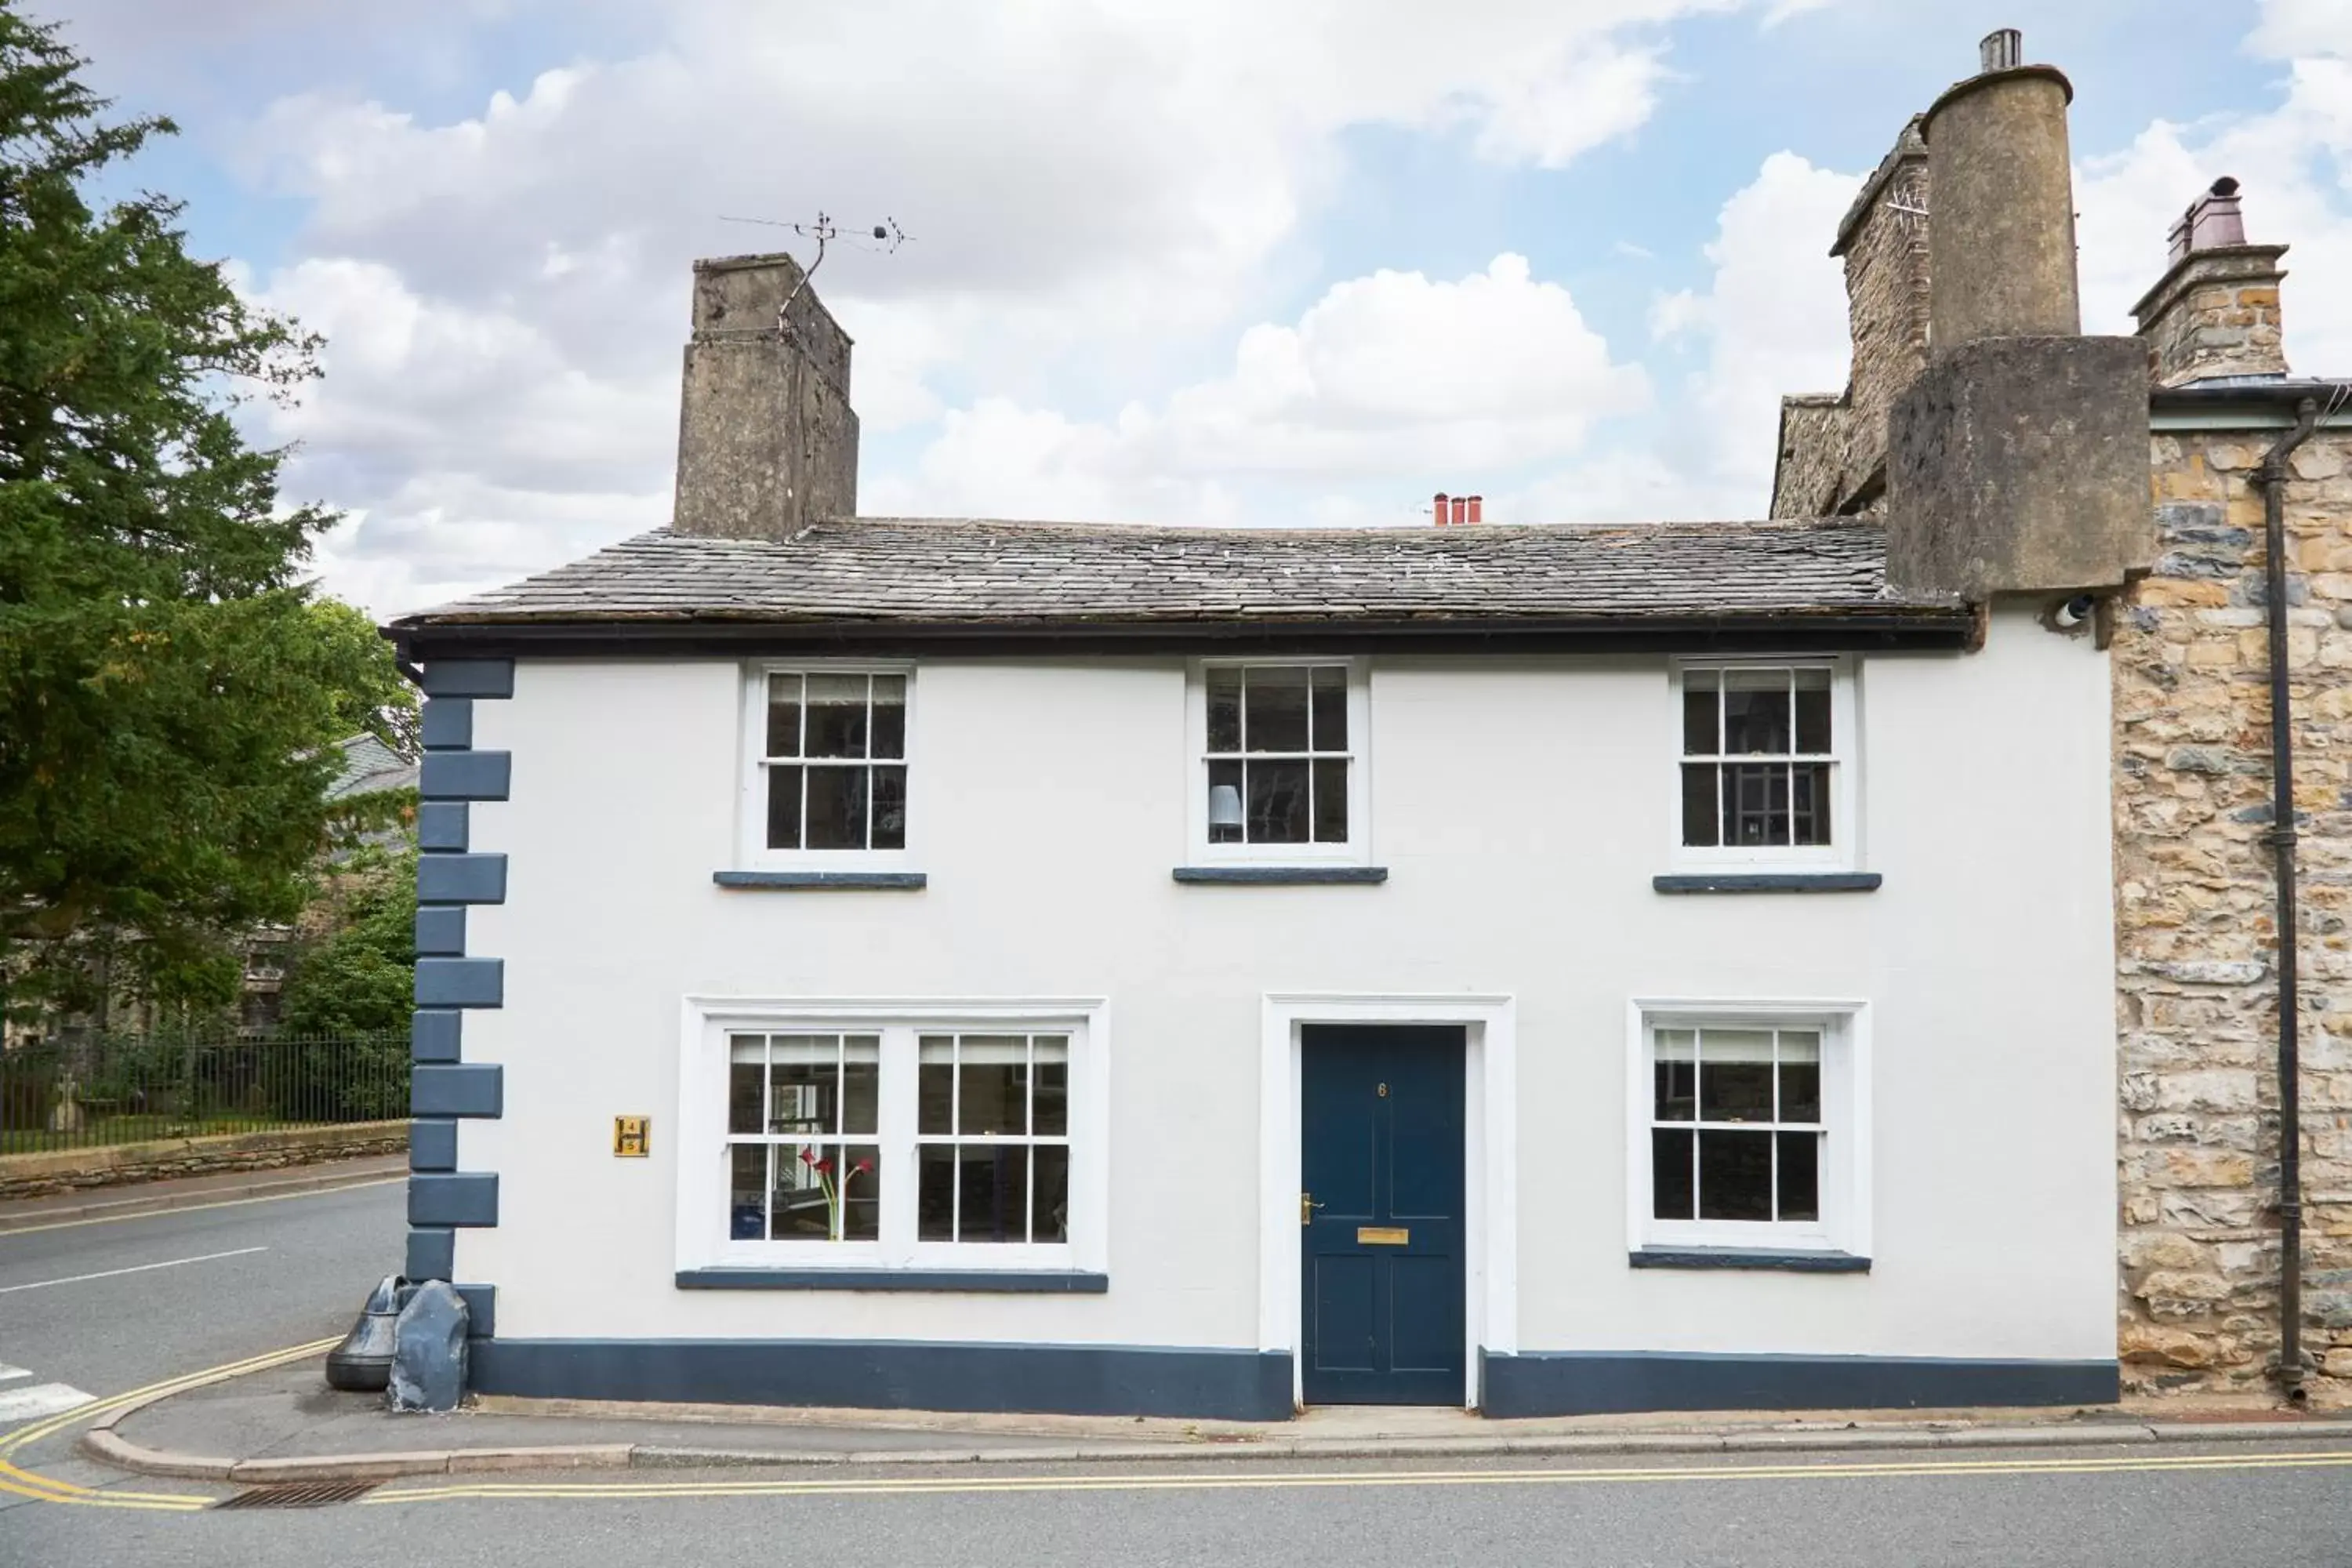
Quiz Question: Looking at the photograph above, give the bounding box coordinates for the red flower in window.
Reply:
[851,1158,873,1176]
[799,1147,818,1167]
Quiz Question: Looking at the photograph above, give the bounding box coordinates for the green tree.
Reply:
[274,850,416,1040]
[0,8,413,1020]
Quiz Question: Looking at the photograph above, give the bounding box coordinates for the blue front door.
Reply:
[1300,1025,1466,1406]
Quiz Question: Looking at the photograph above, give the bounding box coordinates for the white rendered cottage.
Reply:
[388,41,2146,1422]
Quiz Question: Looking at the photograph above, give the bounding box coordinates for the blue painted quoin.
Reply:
[408,657,514,1333]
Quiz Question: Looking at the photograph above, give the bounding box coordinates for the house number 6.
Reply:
[1377,1083,1388,1098]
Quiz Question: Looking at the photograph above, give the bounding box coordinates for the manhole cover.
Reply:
[213,1481,380,1509]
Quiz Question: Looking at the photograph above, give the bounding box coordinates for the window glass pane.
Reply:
[959,1145,1031,1243]
[1246,667,1310,752]
[958,1036,1029,1136]
[1777,1131,1820,1222]
[1653,1029,1695,1120]
[765,675,802,758]
[1697,1129,1773,1220]
[1698,1029,1774,1122]
[1310,666,1348,750]
[805,765,870,850]
[917,1145,956,1240]
[1032,1145,1071,1243]
[728,1035,765,1134]
[1207,669,1242,753]
[804,673,869,758]
[771,1142,837,1239]
[729,1144,769,1239]
[872,764,908,851]
[1033,1038,1069,1137]
[1651,1128,1694,1220]
[842,1036,880,1136]
[1721,763,1790,848]
[767,1035,837,1135]
[765,764,803,851]
[1207,759,1245,844]
[1794,670,1831,753]
[837,1142,882,1240]
[1791,764,1831,847]
[1312,758,1348,843]
[918,1036,955,1135]
[1777,1032,1822,1123]
[1722,672,1791,754]
[1682,671,1719,755]
[1246,759,1311,843]
[1679,764,1718,848]
[871,675,906,759]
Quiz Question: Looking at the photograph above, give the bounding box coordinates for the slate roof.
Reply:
[394,517,1955,630]
[327,733,417,799]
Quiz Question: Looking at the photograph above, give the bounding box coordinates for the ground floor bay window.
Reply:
[679,1000,1109,1280]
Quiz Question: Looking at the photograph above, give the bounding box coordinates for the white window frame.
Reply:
[1624,997,1871,1259]
[1668,655,1860,873]
[1185,657,1373,866]
[736,661,917,873]
[677,996,1110,1277]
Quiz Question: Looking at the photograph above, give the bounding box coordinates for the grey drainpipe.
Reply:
[2259,395,2321,1398]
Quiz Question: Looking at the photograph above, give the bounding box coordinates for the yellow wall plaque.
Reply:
[612,1116,650,1157]
[1357,1225,1409,1246]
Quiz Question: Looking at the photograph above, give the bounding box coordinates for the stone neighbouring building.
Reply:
[1776,96,2352,1402]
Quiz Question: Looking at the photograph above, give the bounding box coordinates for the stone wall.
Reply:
[0,1120,407,1201]
[2132,246,2289,390]
[2113,425,2352,1400]
[1770,124,1928,519]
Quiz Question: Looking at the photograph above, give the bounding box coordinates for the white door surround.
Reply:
[1258,993,1518,1409]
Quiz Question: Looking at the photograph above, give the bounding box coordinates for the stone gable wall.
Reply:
[2114,426,2352,1399]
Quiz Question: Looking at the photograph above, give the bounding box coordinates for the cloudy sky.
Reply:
[38,0,2352,615]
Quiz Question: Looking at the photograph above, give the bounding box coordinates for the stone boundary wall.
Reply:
[2114,427,2352,1399]
[0,1120,408,1201]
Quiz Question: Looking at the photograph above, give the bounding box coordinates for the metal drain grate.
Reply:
[213,1481,380,1509]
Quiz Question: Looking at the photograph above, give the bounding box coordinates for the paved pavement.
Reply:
[6,1441,2352,1566]
[4,1174,2350,1565]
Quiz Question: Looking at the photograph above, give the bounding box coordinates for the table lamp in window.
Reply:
[1209,782,1244,839]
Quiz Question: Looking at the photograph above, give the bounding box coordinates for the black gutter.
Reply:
[2153,379,2352,416]
[2259,395,2323,1399]
[387,609,1976,662]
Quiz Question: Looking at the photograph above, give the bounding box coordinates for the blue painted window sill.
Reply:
[676,1268,1107,1294]
[713,871,928,891]
[1172,866,1388,885]
[1629,1247,1871,1274]
[1652,873,1881,895]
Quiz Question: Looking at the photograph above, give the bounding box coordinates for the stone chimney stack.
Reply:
[1884,31,2151,600]
[673,252,859,539]
[2129,179,2290,388]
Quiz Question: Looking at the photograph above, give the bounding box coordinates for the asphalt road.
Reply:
[5,1442,2351,1567]
[3,1182,2351,1566]
[0,1178,406,1407]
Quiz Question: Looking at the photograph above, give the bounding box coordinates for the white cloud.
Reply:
[2076,56,2352,377]
[866,253,1646,523]
[176,0,1791,611]
[1639,150,1861,515]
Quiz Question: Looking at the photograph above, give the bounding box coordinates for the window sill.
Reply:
[713,871,928,891]
[1652,873,1881,895]
[675,1268,1106,1294]
[1172,866,1388,885]
[1629,1247,1870,1274]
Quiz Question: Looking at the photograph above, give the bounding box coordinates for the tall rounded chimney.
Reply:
[1921,32,2081,348]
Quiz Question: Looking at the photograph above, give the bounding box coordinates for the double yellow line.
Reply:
[0,1337,339,1512]
[367,1445,2352,1508]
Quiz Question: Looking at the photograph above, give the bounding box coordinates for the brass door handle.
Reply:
[1300,1193,1325,1225]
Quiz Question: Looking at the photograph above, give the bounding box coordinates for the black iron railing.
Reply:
[0,1031,408,1154]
